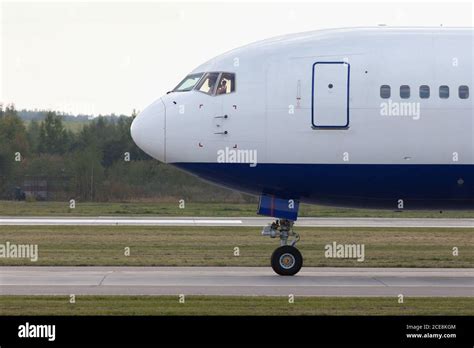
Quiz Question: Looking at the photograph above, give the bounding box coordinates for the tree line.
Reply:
[0,104,252,203]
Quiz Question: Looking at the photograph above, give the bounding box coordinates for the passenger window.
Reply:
[439,85,450,99]
[196,72,220,95]
[400,85,410,99]
[459,85,469,99]
[419,85,430,99]
[216,73,236,95]
[380,85,391,98]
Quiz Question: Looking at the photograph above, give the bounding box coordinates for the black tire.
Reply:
[271,245,303,276]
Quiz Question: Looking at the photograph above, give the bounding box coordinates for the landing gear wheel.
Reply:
[271,245,303,276]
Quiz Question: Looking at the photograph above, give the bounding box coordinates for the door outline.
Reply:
[311,61,350,129]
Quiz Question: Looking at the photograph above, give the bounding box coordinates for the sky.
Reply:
[1,0,473,116]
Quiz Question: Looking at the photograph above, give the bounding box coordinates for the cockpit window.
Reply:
[216,73,236,95]
[174,72,236,95]
[172,73,204,92]
[195,72,220,95]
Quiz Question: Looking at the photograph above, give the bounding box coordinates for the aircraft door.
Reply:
[311,61,350,128]
[213,73,236,137]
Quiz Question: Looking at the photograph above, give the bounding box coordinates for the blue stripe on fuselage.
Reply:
[173,163,474,209]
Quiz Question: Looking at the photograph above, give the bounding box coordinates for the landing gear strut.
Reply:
[262,219,302,276]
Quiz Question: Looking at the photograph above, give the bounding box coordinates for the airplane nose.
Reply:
[130,98,166,162]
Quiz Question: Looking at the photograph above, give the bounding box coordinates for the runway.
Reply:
[1,216,474,227]
[1,267,473,297]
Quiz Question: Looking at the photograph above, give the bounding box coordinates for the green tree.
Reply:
[27,119,41,153]
[68,145,105,201]
[38,111,68,154]
[0,104,29,197]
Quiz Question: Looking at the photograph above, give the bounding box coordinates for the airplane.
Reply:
[131,27,474,276]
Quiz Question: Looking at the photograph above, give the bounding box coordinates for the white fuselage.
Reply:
[131,27,474,209]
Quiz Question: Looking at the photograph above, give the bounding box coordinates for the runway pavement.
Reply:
[1,267,473,297]
[0,216,474,227]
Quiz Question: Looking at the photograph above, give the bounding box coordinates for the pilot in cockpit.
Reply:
[217,79,227,95]
[207,75,217,92]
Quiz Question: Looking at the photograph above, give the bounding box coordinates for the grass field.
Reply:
[0,295,472,315]
[3,200,474,218]
[0,225,471,267]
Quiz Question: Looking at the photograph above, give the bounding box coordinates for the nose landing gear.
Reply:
[262,219,302,276]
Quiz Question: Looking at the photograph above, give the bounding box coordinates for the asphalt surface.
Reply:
[0,216,473,227]
[1,267,472,297]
